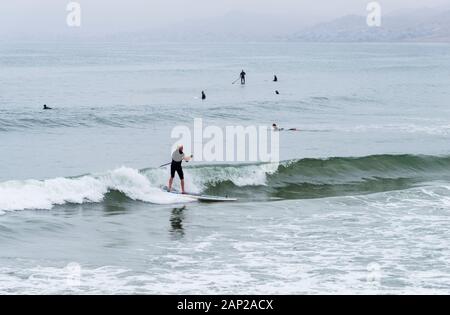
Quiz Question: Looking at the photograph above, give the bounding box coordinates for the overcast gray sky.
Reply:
[1,0,449,37]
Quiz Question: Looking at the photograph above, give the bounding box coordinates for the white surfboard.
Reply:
[163,187,237,202]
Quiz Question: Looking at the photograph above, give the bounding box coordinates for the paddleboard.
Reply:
[163,187,237,202]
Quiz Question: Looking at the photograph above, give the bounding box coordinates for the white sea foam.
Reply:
[144,162,279,194]
[1,184,450,294]
[0,163,281,212]
[0,176,106,212]
[0,167,192,212]
[98,167,189,205]
[347,123,450,136]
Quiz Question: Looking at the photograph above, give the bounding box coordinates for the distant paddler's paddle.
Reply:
[232,77,240,84]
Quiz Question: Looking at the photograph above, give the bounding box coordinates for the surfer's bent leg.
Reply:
[168,161,177,191]
[170,162,177,178]
[180,179,185,194]
[176,167,184,180]
[176,165,185,194]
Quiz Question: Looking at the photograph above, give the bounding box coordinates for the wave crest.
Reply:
[1,154,450,212]
[0,167,191,212]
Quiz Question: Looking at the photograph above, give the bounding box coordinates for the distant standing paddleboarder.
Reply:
[240,70,246,85]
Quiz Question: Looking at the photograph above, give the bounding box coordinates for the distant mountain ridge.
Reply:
[66,7,450,42]
[291,9,450,42]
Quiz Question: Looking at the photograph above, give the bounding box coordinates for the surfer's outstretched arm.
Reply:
[184,154,193,162]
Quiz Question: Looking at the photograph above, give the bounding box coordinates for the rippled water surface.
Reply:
[1,42,450,294]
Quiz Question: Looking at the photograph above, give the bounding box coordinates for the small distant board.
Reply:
[163,187,237,202]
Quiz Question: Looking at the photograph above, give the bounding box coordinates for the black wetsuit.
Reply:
[240,71,246,84]
[171,149,185,180]
[171,161,184,180]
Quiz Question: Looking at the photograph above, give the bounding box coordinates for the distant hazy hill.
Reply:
[291,8,450,42]
[133,11,309,42]
[98,7,450,43]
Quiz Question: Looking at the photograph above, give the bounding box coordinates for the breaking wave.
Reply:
[1,154,450,213]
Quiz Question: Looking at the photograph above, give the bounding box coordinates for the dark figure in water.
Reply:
[275,90,280,95]
[201,91,206,100]
[272,123,299,132]
[43,104,52,110]
[240,70,246,85]
[273,75,278,82]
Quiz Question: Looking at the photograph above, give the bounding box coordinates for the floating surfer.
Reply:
[167,145,193,194]
[201,91,206,100]
[273,75,278,82]
[272,123,299,132]
[43,104,52,110]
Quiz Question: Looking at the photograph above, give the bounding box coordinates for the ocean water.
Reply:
[1,41,450,294]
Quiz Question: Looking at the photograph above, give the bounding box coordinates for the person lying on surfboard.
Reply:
[272,123,299,131]
[168,145,193,194]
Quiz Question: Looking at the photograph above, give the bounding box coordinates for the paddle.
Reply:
[159,155,194,168]
[232,77,240,84]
